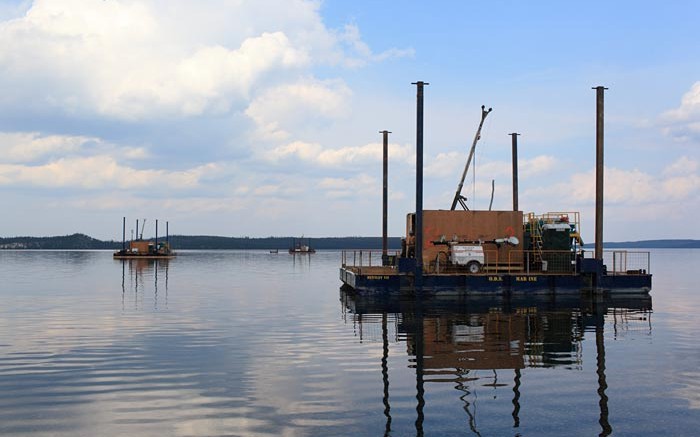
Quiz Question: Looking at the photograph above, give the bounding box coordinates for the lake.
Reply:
[0,249,698,436]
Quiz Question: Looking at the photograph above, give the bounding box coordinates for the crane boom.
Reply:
[450,105,492,210]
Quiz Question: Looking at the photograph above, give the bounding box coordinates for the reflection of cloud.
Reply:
[675,371,700,410]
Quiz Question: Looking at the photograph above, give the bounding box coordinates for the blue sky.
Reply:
[0,0,698,241]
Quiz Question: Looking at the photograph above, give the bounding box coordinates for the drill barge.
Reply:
[113,217,175,260]
[340,210,651,294]
[340,85,651,295]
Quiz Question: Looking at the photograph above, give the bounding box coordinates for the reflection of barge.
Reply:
[341,290,652,370]
[113,217,175,259]
[340,85,652,294]
[340,290,652,435]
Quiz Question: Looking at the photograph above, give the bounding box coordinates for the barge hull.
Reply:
[340,267,651,295]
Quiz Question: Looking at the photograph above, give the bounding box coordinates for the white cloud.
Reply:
[245,79,352,140]
[0,132,94,163]
[0,131,153,165]
[662,81,700,141]
[425,152,462,178]
[426,153,557,180]
[527,164,700,206]
[663,156,698,176]
[0,0,410,121]
[122,147,150,160]
[319,174,377,198]
[0,156,219,190]
[264,140,414,167]
[63,194,249,215]
[521,156,558,177]
[335,24,414,68]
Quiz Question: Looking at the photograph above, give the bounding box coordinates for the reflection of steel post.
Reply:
[412,81,428,288]
[512,368,521,428]
[414,299,425,435]
[165,260,169,306]
[154,259,158,309]
[382,313,392,435]
[596,309,612,436]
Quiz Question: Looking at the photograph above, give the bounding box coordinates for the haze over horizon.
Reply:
[1,1,698,242]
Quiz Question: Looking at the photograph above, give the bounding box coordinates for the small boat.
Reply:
[289,237,316,254]
[270,249,279,254]
[113,217,175,259]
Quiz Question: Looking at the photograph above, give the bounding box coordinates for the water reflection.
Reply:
[340,290,652,437]
[290,252,312,271]
[119,259,169,310]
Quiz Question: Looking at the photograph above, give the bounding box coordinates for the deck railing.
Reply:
[341,249,650,275]
[506,250,576,274]
[583,250,651,275]
[341,249,402,268]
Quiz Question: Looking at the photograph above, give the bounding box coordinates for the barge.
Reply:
[289,237,316,254]
[113,217,175,259]
[339,210,651,294]
[340,84,651,295]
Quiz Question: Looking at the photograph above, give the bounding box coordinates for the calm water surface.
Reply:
[0,249,698,436]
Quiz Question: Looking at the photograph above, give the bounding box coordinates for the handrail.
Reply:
[341,249,401,268]
[342,248,650,275]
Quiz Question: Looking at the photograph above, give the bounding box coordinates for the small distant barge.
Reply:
[340,85,651,295]
[113,217,175,259]
[289,238,316,254]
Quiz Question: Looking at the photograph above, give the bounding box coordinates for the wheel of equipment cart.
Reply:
[466,261,481,274]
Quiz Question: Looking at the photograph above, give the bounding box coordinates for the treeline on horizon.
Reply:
[582,239,700,249]
[1,233,698,250]
[0,233,404,250]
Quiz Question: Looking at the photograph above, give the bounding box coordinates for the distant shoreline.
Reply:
[581,239,700,249]
[0,234,404,250]
[1,233,698,250]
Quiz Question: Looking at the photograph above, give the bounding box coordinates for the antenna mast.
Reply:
[450,105,492,210]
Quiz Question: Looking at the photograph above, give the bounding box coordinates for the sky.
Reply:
[0,0,698,242]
